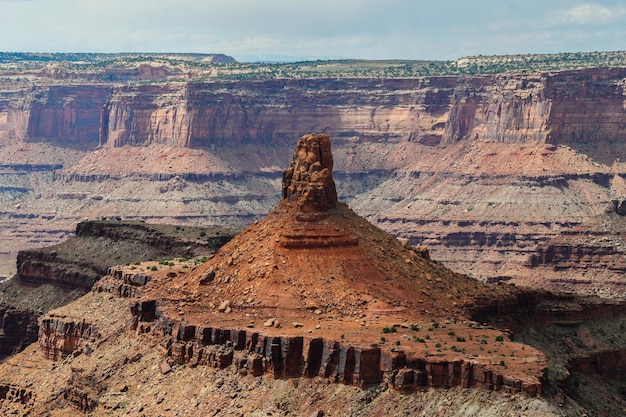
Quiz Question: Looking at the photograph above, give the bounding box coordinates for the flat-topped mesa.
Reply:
[281,134,338,213]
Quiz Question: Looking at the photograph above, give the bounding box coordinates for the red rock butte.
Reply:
[137,134,547,395]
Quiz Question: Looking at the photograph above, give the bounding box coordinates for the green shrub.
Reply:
[150,265,158,271]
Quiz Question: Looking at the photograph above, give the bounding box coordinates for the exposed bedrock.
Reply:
[2,67,626,289]
[38,315,99,361]
[0,307,38,357]
[132,303,542,397]
[0,68,623,150]
[16,220,236,290]
[470,289,626,405]
[0,221,236,361]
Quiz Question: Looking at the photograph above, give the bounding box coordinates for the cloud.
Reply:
[562,3,626,24]
[1,0,625,60]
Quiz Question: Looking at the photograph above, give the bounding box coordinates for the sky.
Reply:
[1,0,625,62]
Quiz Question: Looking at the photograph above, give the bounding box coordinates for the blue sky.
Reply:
[1,0,625,61]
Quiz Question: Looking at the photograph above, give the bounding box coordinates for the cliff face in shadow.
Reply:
[0,220,237,361]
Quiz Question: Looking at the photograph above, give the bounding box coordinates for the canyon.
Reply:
[1,62,626,298]
[3,53,626,415]
[1,133,625,416]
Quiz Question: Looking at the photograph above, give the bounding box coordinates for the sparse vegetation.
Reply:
[5,51,626,85]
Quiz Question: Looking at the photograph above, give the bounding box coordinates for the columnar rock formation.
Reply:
[281,134,337,212]
[133,134,547,397]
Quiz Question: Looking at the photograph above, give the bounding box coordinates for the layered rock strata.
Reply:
[38,315,99,360]
[1,69,623,150]
[135,306,542,395]
[16,220,236,290]
[0,221,236,361]
[0,307,38,357]
[134,134,547,398]
[2,68,626,291]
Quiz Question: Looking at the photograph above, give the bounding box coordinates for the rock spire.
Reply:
[281,134,338,212]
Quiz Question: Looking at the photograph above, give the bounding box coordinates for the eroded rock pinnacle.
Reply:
[281,134,338,212]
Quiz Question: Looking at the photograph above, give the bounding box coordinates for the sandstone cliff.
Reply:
[2,67,626,293]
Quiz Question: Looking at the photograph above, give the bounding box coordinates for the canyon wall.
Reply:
[0,85,112,147]
[16,220,236,290]
[2,68,624,151]
[2,67,626,291]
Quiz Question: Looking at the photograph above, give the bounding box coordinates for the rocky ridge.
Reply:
[0,220,237,363]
